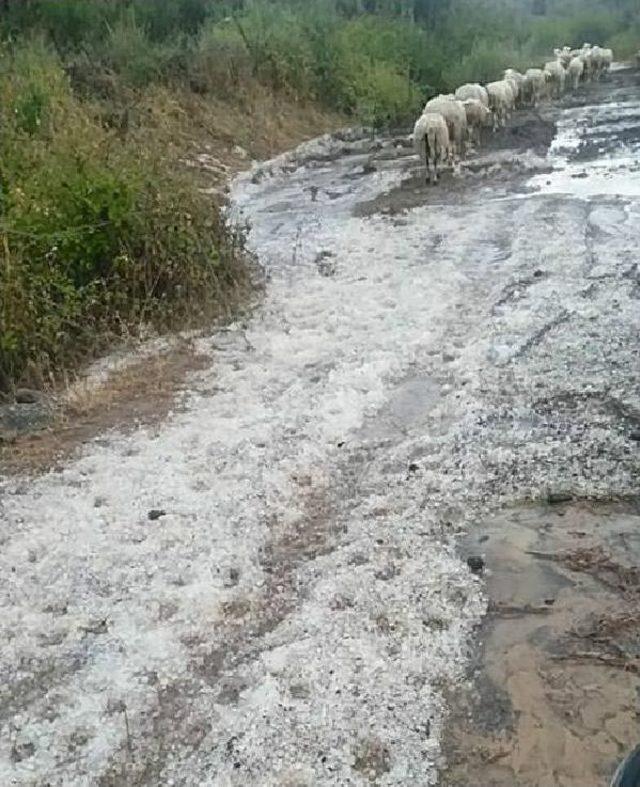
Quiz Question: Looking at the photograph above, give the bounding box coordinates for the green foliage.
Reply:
[528,12,620,54]
[607,28,640,59]
[441,40,527,88]
[0,42,246,389]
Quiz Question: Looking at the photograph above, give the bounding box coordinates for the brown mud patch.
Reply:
[442,498,640,787]
[0,338,209,475]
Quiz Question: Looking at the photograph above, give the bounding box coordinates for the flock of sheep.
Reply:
[413,43,614,183]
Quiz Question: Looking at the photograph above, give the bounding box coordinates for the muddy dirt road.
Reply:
[2,67,640,785]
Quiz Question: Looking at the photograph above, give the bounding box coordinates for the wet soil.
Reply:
[443,498,640,787]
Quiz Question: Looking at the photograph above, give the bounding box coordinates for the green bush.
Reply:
[192,21,252,96]
[0,42,247,389]
[607,28,640,59]
[441,40,528,89]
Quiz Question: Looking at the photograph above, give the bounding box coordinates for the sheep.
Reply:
[462,98,492,148]
[454,83,489,108]
[601,48,613,73]
[568,56,585,90]
[544,59,566,98]
[554,46,573,68]
[413,112,451,184]
[524,68,547,106]
[423,96,468,163]
[503,69,525,106]
[590,45,605,79]
[580,44,595,81]
[486,80,514,129]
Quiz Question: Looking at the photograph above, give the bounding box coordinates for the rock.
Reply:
[147,509,166,521]
[408,462,420,474]
[375,564,398,581]
[232,144,249,159]
[222,567,240,588]
[290,682,311,699]
[629,430,640,442]
[315,250,337,278]
[330,593,355,610]
[547,492,573,504]
[466,555,485,574]
[533,269,545,278]
[80,618,109,635]
[10,740,35,763]
[15,388,43,404]
[0,399,54,436]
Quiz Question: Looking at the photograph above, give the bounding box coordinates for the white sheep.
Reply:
[524,68,547,106]
[462,98,492,148]
[601,48,613,73]
[554,46,573,68]
[486,80,514,129]
[454,83,489,108]
[580,44,595,81]
[503,69,525,105]
[544,59,566,97]
[413,112,451,184]
[423,96,468,163]
[568,56,584,90]
[591,46,608,79]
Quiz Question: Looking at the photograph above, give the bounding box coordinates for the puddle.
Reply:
[443,500,640,787]
[528,69,640,199]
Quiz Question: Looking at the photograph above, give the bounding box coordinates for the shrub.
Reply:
[191,21,252,96]
[607,28,640,59]
[0,41,247,390]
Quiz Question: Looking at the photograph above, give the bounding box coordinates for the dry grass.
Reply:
[0,339,210,474]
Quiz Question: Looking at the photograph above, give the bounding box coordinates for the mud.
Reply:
[443,499,640,787]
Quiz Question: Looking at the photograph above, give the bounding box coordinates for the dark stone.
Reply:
[375,564,398,581]
[148,509,167,521]
[11,741,35,763]
[467,555,485,574]
[223,567,240,588]
[80,618,109,635]
[533,269,545,278]
[547,492,573,504]
[408,462,420,473]
[630,430,640,442]
[0,400,54,436]
[15,388,42,404]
